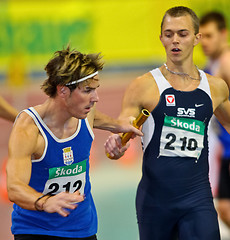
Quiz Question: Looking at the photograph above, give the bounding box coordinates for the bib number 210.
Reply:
[160,115,204,158]
[165,133,198,151]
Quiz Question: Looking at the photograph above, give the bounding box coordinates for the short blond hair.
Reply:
[161,6,200,34]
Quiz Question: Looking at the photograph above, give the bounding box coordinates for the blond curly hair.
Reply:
[41,46,104,97]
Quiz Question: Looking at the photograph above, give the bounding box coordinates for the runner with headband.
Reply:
[6,46,142,240]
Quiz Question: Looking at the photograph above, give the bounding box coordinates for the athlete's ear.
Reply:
[57,85,70,98]
[159,34,166,48]
[159,34,163,43]
[194,33,202,46]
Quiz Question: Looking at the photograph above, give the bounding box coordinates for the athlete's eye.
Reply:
[84,89,92,93]
[179,32,188,37]
[163,31,173,38]
[178,31,189,37]
[165,33,173,38]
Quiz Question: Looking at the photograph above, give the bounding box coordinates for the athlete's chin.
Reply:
[75,108,92,119]
[169,53,182,60]
[83,109,92,117]
[76,113,88,119]
[75,111,89,119]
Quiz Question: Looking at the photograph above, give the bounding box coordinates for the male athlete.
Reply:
[105,6,230,240]
[6,46,141,240]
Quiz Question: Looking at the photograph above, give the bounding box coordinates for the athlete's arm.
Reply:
[7,112,84,217]
[212,76,230,133]
[92,107,143,136]
[105,73,159,158]
[214,100,230,134]
[219,52,230,89]
[0,96,18,122]
[7,112,45,209]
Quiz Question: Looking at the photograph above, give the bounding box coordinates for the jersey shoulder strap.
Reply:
[150,68,171,95]
[197,69,211,99]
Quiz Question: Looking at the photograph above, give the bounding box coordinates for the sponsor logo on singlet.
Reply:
[166,116,204,134]
[63,147,74,165]
[159,115,205,159]
[43,160,87,195]
[177,107,196,118]
[165,94,176,106]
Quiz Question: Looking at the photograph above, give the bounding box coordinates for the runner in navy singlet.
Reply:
[105,6,230,240]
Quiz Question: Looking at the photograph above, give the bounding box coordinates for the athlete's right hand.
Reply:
[104,134,130,159]
[42,191,85,217]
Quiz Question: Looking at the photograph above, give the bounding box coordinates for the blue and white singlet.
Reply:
[11,107,97,238]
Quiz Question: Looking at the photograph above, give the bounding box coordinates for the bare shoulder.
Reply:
[14,111,37,127]
[123,71,159,112]
[124,72,151,100]
[8,110,42,160]
[131,72,157,90]
[11,110,39,140]
[207,73,228,93]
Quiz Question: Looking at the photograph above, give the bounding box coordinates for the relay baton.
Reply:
[106,109,150,159]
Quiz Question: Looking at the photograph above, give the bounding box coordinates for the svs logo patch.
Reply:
[177,108,195,118]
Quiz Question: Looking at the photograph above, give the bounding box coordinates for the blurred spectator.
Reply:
[200,11,230,229]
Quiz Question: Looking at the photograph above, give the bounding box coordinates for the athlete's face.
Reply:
[160,15,201,63]
[200,22,225,59]
[67,76,100,119]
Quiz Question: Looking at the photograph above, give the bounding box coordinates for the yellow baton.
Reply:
[106,109,150,159]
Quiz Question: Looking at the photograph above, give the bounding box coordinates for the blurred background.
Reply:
[1,0,230,239]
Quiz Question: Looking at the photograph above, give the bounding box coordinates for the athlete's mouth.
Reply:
[85,104,94,110]
[172,48,181,52]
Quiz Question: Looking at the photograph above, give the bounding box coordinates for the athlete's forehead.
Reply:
[162,14,195,33]
[80,77,100,89]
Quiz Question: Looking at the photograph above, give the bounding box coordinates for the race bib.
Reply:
[43,159,86,195]
[159,116,205,158]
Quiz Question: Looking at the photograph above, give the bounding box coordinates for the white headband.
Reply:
[65,71,98,86]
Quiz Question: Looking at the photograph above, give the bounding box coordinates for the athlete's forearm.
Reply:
[93,110,127,133]
[93,110,143,136]
[7,177,42,210]
[0,96,18,122]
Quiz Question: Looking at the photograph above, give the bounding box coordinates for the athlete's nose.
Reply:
[92,89,99,103]
[172,33,180,43]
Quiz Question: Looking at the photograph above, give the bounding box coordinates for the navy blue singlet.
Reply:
[136,68,220,240]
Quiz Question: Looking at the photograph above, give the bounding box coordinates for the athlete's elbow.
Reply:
[7,184,17,203]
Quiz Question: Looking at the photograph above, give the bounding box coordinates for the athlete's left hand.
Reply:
[42,191,85,217]
[104,134,130,159]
